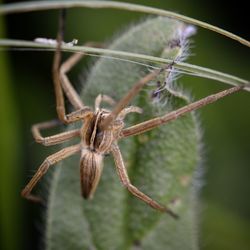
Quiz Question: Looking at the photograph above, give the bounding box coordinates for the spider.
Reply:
[21,14,247,219]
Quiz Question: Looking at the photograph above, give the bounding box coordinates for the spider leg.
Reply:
[95,94,116,110]
[60,41,104,110]
[53,9,67,122]
[101,62,175,129]
[121,85,245,138]
[31,119,80,146]
[101,68,163,129]
[117,106,143,120]
[21,144,81,202]
[111,143,178,219]
[53,10,101,123]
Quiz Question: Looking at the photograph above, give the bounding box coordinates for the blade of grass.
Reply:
[0,38,249,91]
[0,1,249,47]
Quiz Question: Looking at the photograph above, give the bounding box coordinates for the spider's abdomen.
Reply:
[80,149,103,199]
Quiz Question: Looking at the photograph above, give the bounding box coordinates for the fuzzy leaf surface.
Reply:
[46,17,201,250]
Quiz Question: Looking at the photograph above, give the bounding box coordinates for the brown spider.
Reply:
[21,14,247,219]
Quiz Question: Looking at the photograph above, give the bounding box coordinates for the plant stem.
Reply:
[0,38,249,91]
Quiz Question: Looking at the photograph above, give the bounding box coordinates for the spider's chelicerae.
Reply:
[21,18,247,220]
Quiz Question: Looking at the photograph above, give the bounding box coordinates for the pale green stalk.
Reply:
[0,39,249,91]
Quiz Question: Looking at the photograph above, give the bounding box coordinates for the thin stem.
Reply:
[0,1,249,47]
[0,39,249,92]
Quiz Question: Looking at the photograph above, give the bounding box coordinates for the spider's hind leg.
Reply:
[111,143,178,219]
[21,144,81,203]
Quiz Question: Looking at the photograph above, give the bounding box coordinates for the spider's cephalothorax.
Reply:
[81,110,123,153]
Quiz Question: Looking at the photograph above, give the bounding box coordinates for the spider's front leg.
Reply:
[53,12,103,124]
[111,143,178,219]
[53,40,103,124]
[121,85,246,138]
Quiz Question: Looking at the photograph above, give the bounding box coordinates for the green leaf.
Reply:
[46,17,201,250]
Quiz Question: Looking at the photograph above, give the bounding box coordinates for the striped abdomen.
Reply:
[80,149,103,199]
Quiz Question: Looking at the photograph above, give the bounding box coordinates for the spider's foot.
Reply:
[21,191,44,204]
[166,208,179,220]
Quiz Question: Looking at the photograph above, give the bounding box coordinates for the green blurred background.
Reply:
[0,0,249,249]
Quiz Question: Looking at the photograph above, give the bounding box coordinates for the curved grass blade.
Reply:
[0,1,249,47]
[0,38,249,91]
